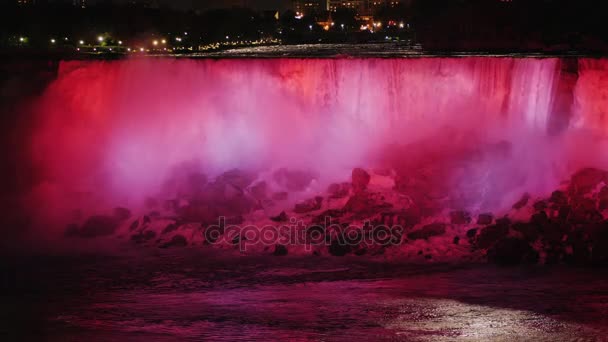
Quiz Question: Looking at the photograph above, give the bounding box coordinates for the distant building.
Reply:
[293,0,328,15]
[17,0,34,5]
[73,0,86,8]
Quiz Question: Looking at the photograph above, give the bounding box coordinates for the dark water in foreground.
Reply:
[2,250,608,341]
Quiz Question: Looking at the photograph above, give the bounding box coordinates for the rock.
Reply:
[530,211,549,226]
[343,192,392,217]
[327,182,351,199]
[591,230,608,265]
[273,244,288,256]
[512,222,540,242]
[487,238,539,265]
[217,169,257,190]
[466,228,478,239]
[328,237,351,256]
[113,207,132,221]
[379,210,421,229]
[477,213,493,225]
[475,224,509,249]
[131,230,156,244]
[533,201,548,212]
[496,217,512,227]
[312,209,343,226]
[550,191,568,206]
[512,193,531,210]
[273,168,316,192]
[407,223,447,240]
[129,219,140,231]
[76,215,120,238]
[453,236,460,245]
[272,192,289,201]
[64,223,79,237]
[570,168,608,196]
[249,181,268,200]
[162,223,178,235]
[450,211,472,225]
[294,196,323,214]
[352,168,371,193]
[159,234,188,248]
[270,211,288,222]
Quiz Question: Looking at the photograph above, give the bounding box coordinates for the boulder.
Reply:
[512,222,540,243]
[328,237,351,256]
[273,244,288,256]
[512,193,531,210]
[294,196,323,214]
[131,230,156,244]
[327,182,351,199]
[162,223,178,235]
[407,223,447,240]
[113,207,132,221]
[352,168,371,193]
[249,181,268,200]
[475,224,509,249]
[450,211,472,225]
[477,213,493,225]
[570,168,608,196]
[487,237,539,265]
[273,168,316,192]
[75,215,121,238]
[533,201,548,212]
[550,190,568,206]
[217,169,257,190]
[159,234,188,248]
[270,211,288,222]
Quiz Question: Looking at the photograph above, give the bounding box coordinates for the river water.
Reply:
[3,250,608,341]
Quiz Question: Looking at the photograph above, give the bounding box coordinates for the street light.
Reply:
[79,40,85,45]
[97,36,104,42]
[118,40,123,45]
[153,40,158,46]
[50,39,56,44]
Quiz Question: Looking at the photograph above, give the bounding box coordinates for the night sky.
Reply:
[88,0,290,11]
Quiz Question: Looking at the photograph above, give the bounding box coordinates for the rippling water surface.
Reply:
[3,250,608,341]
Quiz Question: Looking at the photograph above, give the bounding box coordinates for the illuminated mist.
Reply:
[22,57,608,239]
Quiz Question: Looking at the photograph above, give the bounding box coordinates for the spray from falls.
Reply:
[21,57,608,238]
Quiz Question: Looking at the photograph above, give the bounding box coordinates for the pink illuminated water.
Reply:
[24,57,608,235]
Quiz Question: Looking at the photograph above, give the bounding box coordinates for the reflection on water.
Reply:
[3,250,608,341]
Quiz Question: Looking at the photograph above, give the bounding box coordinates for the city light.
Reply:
[161,39,166,44]
[50,39,56,43]
[118,40,123,45]
[140,47,144,52]
[399,22,405,28]
[97,36,104,42]
[19,37,24,42]
[153,40,158,46]
[79,40,85,45]
[175,37,182,42]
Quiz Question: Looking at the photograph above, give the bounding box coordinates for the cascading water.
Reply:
[20,57,608,238]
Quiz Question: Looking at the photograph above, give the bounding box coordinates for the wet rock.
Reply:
[477,213,493,225]
[450,211,472,225]
[466,228,478,239]
[570,168,608,196]
[294,196,323,214]
[550,190,569,206]
[407,223,446,241]
[328,237,351,256]
[113,207,132,221]
[487,237,539,265]
[533,201,548,212]
[352,168,371,193]
[76,215,121,238]
[512,222,540,243]
[312,209,343,226]
[249,181,268,200]
[129,219,140,231]
[217,169,257,190]
[327,182,351,199]
[273,168,316,192]
[379,210,421,229]
[272,192,288,201]
[270,211,288,222]
[162,223,178,235]
[273,244,288,256]
[159,234,188,248]
[131,230,156,244]
[512,193,531,210]
[475,224,509,249]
